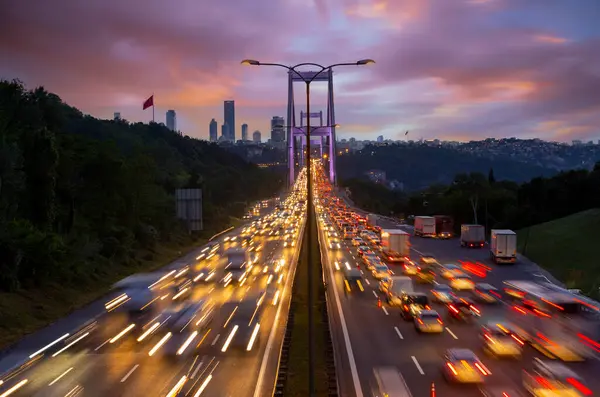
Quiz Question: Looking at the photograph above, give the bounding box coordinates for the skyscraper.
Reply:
[270,116,285,142]
[241,123,248,141]
[221,124,229,140]
[113,112,121,121]
[209,119,218,141]
[224,100,235,141]
[166,110,176,131]
[253,130,261,143]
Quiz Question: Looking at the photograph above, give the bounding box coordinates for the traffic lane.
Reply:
[322,236,495,397]
[406,236,546,287]
[0,224,257,375]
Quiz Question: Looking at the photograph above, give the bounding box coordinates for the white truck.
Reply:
[223,247,251,283]
[381,229,410,264]
[382,276,414,306]
[490,229,517,264]
[367,213,379,228]
[414,216,436,238]
[460,224,485,248]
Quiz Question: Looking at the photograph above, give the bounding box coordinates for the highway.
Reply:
[316,173,599,396]
[0,181,306,397]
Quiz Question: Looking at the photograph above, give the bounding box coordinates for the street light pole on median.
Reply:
[241,59,374,396]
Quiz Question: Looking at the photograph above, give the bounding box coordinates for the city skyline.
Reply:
[2,0,600,142]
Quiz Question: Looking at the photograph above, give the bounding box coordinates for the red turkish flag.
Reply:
[143,95,154,110]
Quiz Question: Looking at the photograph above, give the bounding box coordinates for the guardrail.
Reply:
[209,226,234,241]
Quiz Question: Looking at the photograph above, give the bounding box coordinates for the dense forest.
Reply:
[344,164,600,232]
[0,80,282,345]
[337,144,558,191]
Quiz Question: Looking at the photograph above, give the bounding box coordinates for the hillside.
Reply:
[0,80,282,347]
[337,144,558,191]
[517,209,600,298]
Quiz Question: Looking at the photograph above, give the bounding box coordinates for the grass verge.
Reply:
[517,208,600,298]
[284,213,329,397]
[0,237,205,350]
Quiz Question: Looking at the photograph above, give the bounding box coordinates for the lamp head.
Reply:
[356,59,376,66]
[241,59,260,66]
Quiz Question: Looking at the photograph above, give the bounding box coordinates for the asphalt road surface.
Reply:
[0,199,305,397]
[319,212,600,397]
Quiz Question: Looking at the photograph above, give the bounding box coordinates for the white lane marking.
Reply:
[372,291,378,298]
[445,328,458,339]
[120,364,139,383]
[394,327,404,340]
[94,338,110,352]
[382,307,389,316]
[210,334,220,346]
[322,229,364,397]
[253,216,305,397]
[411,356,425,375]
[433,280,439,285]
[190,359,204,379]
[49,367,74,386]
[364,279,370,285]
[411,247,424,256]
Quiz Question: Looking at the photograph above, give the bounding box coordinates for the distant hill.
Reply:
[517,209,600,298]
[337,144,558,190]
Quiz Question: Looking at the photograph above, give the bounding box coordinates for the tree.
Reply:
[488,167,496,184]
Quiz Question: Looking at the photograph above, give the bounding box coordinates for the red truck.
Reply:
[433,215,454,239]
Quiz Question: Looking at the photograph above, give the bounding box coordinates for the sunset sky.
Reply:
[2,0,600,142]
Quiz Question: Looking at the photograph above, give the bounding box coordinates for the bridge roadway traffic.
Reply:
[319,212,600,396]
[0,202,305,397]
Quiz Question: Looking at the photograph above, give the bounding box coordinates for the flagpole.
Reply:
[152,93,155,122]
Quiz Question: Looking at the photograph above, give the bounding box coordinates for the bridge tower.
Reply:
[286,69,337,187]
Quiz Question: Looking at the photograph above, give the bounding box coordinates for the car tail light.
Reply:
[484,334,495,344]
[437,319,443,325]
[425,305,431,309]
[449,305,459,314]
[474,362,490,375]
[470,306,481,315]
[403,305,409,311]
[566,378,593,396]
[418,319,424,325]
[446,362,458,375]
[511,334,524,345]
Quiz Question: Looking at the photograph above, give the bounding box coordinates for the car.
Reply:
[343,268,364,293]
[446,297,481,323]
[431,284,455,303]
[522,358,591,396]
[351,237,364,246]
[415,269,436,284]
[419,253,438,267]
[450,274,475,291]
[479,387,525,397]
[357,245,372,257]
[480,322,524,358]
[441,264,464,279]
[220,300,264,353]
[329,238,342,250]
[283,237,295,248]
[400,293,430,320]
[414,310,444,333]
[402,262,419,276]
[365,256,384,271]
[442,348,491,384]
[372,264,391,280]
[473,283,502,303]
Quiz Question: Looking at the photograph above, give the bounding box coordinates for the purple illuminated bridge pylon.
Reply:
[286,69,337,187]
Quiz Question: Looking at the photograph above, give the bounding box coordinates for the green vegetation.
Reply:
[517,209,600,297]
[0,80,282,348]
[337,144,557,191]
[342,177,405,216]
[284,215,328,397]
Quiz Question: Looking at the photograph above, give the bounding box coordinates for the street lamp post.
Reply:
[242,59,374,396]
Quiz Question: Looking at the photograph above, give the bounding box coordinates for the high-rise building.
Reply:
[166,110,176,131]
[377,135,384,142]
[209,119,218,141]
[224,100,235,141]
[241,123,248,141]
[270,116,285,142]
[221,124,229,139]
[253,130,261,143]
